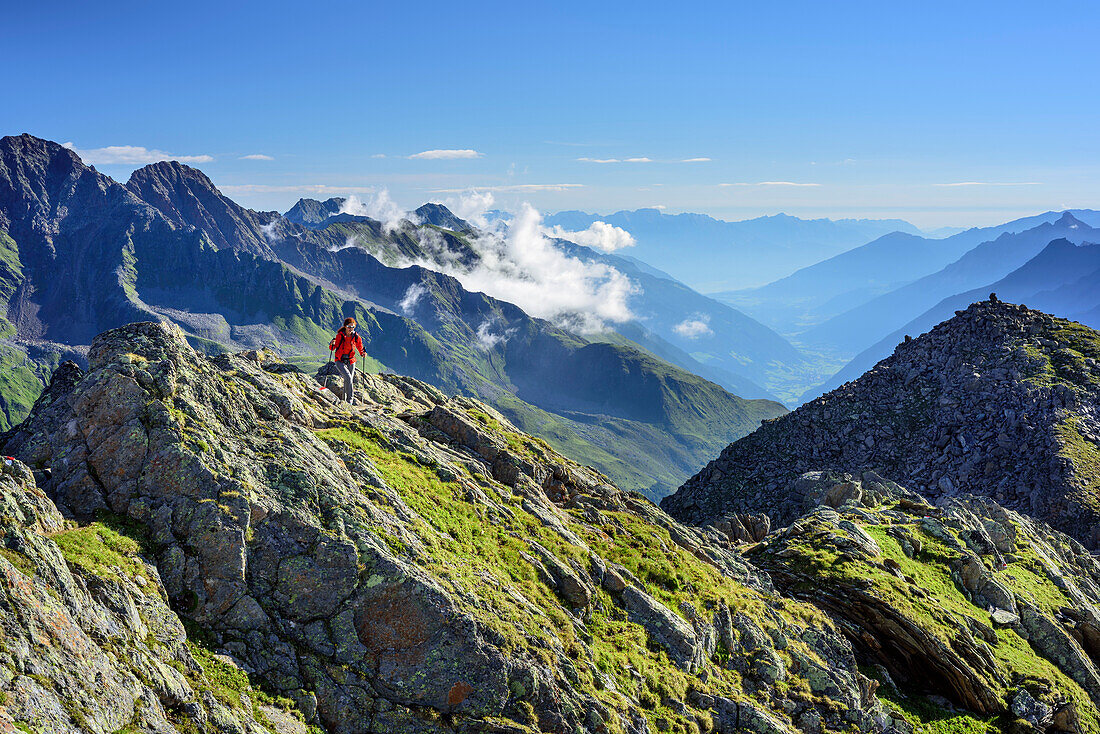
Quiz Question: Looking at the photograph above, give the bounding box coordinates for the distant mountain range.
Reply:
[0,134,783,498]
[542,208,924,292]
[716,210,1100,338]
[294,196,825,403]
[800,212,1099,357]
[809,237,1100,400]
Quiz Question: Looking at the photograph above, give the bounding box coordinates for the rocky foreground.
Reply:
[2,319,1100,733]
[0,322,893,734]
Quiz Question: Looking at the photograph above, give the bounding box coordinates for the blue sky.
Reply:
[6,0,1099,227]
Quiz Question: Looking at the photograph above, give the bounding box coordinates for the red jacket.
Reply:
[330,330,365,364]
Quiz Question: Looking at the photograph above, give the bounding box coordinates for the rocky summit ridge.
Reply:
[5,318,1100,732]
[0,321,896,734]
[663,298,1100,549]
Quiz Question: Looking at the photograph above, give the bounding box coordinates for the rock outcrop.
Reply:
[0,457,296,733]
[743,471,1100,732]
[664,299,1100,548]
[0,321,897,733]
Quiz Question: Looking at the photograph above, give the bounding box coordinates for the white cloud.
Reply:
[681,157,711,162]
[475,319,516,349]
[339,190,413,233]
[442,190,495,227]
[409,149,482,160]
[260,221,281,241]
[370,153,387,159]
[240,154,274,161]
[673,315,713,339]
[933,181,1042,187]
[62,142,214,165]
[328,235,361,253]
[430,183,583,193]
[399,203,638,333]
[719,181,821,187]
[219,184,381,196]
[545,221,636,252]
[577,157,652,163]
[399,283,427,315]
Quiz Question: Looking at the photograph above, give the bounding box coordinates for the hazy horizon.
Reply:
[8,1,1099,231]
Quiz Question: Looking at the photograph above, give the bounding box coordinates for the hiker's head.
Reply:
[343,317,356,333]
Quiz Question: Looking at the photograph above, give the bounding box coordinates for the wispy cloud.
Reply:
[442,190,495,227]
[545,221,636,252]
[431,183,584,193]
[681,157,712,162]
[239,154,273,161]
[673,314,713,339]
[577,157,653,163]
[475,318,517,349]
[370,153,387,159]
[398,283,427,315]
[339,190,411,233]
[719,181,821,187]
[933,181,1042,187]
[399,204,638,333]
[62,142,214,165]
[218,184,382,196]
[408,149,482,160]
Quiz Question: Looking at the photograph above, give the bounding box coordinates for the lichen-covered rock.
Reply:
[748,472,1100,730]
[0,458,283,733]
[1,322,897,733]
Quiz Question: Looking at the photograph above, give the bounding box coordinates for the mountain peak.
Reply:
[1037,237,1078,255]
[414,202,469,231]
[125,159,273,255]
[663,298,1100,548]
[127,159,219,194]
[2,133,81,160]
[284,196,345,227]
[0,133,91,196]
[1056,210,1086,228]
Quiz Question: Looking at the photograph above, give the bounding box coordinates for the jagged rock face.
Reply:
[1,321,899,734]
[284,197,346,228]
[0,133,183,344]
[125,161,278,258]
[414,203,472,232]
[664,299,1100,548]
[745,471,1100,732]
[0,458,295,734]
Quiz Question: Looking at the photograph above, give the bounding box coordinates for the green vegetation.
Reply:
[0,547,35,578]
[1053,416,1100,516]
[51,512,152,580]
[1022,317,1100,515]
[0,343,46,431]
[175,622,322,734]
[875,683,1001,734]
[316,414,844,734]
[759,508,1100,733]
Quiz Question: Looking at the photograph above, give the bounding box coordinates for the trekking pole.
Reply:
[322,348,334,392]
[355,351,366,404]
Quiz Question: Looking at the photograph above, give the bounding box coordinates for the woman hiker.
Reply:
[329,317,366,403]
